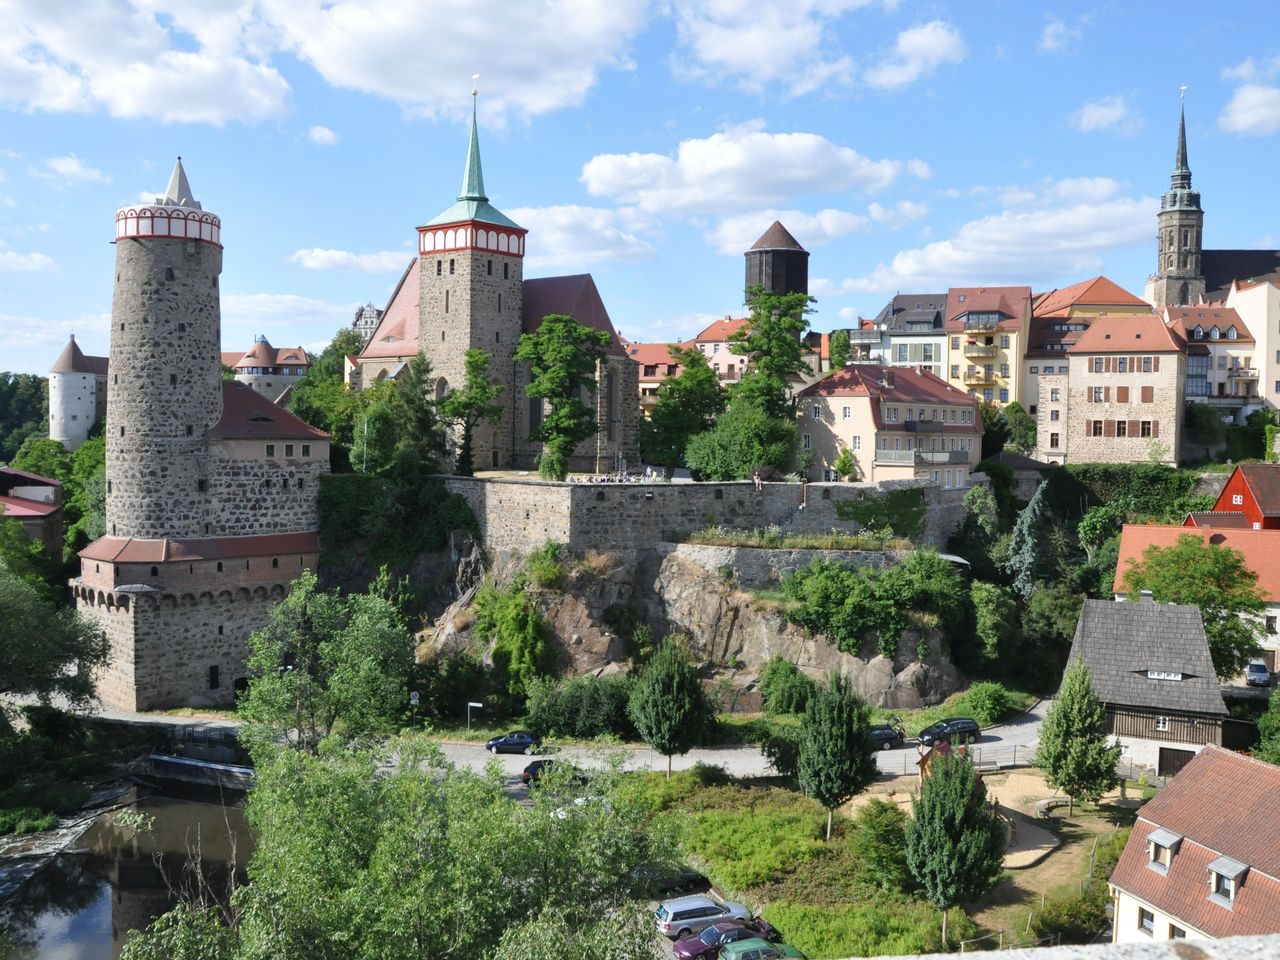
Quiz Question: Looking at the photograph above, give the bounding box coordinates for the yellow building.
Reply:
[942,286,1031,408]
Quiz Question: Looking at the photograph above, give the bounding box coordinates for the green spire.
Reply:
[459,94,487,202]
[1172,99,1191,190]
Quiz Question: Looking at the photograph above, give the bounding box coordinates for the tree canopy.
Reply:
[827,329,851,371]
[438,348,504,476]
[797,672,877,840]
[683,399,796,481]
[627,639,714,776]
[638,346,725,476]
[1036,659,1121,816]
[0,373,48,464]
[514,314,611,480]
[1002,401,1036,455]
[729,287,814,421]
[289,327,365,447]
[1119,533,1265,679]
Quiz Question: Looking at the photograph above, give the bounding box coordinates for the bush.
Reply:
[526,541,566,590]
[617,763,733,815]
[524,674,637,740]
[758,657,816,715]
[760,727,800,781]
[472,579,555,701]
[317,474,477,566]
[849,799,911,893]
[833,488,927,540]
[962,681,1017,726]
[1032,884,1110,944]
[762,900,976,958]
[0,805,58,835]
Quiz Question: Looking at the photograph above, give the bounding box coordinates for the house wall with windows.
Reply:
[1166,306,1260,423]
[1224,278,1280,410]
[942,287,1031,409]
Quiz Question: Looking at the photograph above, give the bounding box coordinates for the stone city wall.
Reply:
[661,542,911,590]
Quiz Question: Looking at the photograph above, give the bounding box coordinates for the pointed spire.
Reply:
[160,157,202,209]
[458,87,488,202]
[1172,95,1191,191]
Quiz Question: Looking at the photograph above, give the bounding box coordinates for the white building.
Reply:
[48,335,108,451]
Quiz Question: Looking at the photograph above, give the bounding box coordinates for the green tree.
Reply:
[1021,583,1085,687]
[438,349,504,476]
[0,372,48,464]
[638,346,726,477]
[828,329,851,370]
[515,313,612,480]
[797,672,877,840]
[1036,659,1122,816]
[9,437,71,485]
[385,351,448,479]
[0,518,62,605]
[971,581,1020,670]
[1256,690,1280,765]
[348,381,400,475]
[238,570,412,752]
[683,399,796,481]
[1004,481,1053,596]
[729,286,814,420]
[1119,533,1265,679]
[757,655,815,715]
[979,401,1009,459]
[0,565,109,733]
[628,639,714,777]
[1002,401,1036,454]
[1185,402,1227,459]
[289,327,364,446]
[905,754,1005,945]
[65,436,106,552]
[851,798,911,893]
[832,444,855,481]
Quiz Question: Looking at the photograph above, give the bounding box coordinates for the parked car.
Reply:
[655,894,752,939]
[718,937,807,960]
[916,717,981,747]
[1246,661,1272,687]
[672,920,780,959]
[521,759,586,787]
[630,862,708,897]
[869,717,906,751]
[485,730,540,755]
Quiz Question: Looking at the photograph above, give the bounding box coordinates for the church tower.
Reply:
[745,220,809,304]
[416,91,526,469]
[1145,98,1205,309]
[106,159,223,539]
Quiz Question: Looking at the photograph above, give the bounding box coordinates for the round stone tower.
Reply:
[105,159,223,540]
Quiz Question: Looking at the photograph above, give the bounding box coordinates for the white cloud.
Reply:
[259,0,649,124]
[38,153,111,184]
[221,292,356,347]
[289,248,410,272]
[582,121,928,215]
[1219,83,1280,136]
[841,177,1154,293]
[0,250,56,271]
[507,205,657,270]
[308,125,338,145]
[1072,95,1141,135]
[1222,56,1280,83]
[1038,17,1081,54]
[868,199,928,226]
[705,208,868,255]
[669,0,878,98]
[0,309,108,373]
[864,21,965,90]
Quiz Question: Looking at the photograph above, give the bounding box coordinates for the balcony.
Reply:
[904,420,944,433]
[1228,367,1258,380]
[963,316,999,333]
[873,448,970,466]
[962,368,994,385]
[848,330,883,343]
[962,341,997,358]
[874,449,915,464]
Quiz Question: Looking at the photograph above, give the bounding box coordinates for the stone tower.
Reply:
[106,159,222,539]
[48,335,108,451]
[1145,100,1205,309]
[745,220,809,304]
[416,93,526,470]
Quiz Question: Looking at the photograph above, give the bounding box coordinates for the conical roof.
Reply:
[159,157,202,209]
[49,335,108,375]
[749,221,806,252]
[458,98,487,202]
[1172,103,1191,190]
[422,96,521,230]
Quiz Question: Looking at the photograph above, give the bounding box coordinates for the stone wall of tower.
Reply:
[49,371,105,450]
[105,237,223,539]
[206,439,329,536]
[417,245,523,468]
[1149,204,1206,309]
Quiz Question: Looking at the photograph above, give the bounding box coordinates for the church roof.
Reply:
[422,99,522,230]
[522,274,627,358]
[359,259,421,359]
[211,381,328,440]
[749,221,807,252]
[50,336,108,375]
[1032,276,1148,318]
[1204,249,1280,300]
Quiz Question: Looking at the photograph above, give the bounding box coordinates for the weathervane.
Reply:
[1180,82,1188,101]
[472,73,479,97]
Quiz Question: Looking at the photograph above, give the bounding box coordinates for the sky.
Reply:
[2,0,1280,376]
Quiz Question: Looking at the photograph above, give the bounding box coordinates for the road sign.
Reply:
[467,701,483,708]
[409,691,420,705]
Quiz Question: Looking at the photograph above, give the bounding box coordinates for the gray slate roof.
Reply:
[1064,599,1227,716]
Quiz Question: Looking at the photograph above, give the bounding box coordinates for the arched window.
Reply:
[1227,326,1238,340]
[1210,326,1220,340]
[1193,325,1203,340]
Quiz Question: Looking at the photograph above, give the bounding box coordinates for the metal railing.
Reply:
[963,317,999,332]
[963,341,998,358]
[1228,367,1258,379]
[915,450,971,464]
[963,369,994,384]
[847,330,883,342]
[904,420,944,432]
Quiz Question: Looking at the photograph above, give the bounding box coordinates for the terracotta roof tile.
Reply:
[1235,464,1280,516]
[521,274,627,358]
[694,316,748,343]
[234,340,310,367]
[1164,305,1253,343]
[798,363,982,418]
[945,286,1031,332]
[626,342,686,370]
[1116,523,1280,603]
[1032,276,1148,318]
[1185,511,1250,528]
[1070,314,1185,353]
[211,381,328,440]
[0,495,60,518]
[49,337,108,375]
[359,259,420,360]
[80,532,320,563]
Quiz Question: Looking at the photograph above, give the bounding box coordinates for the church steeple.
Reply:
[1172,100,1191,191]
[458,92,487,202]
[421,84,522,231]
[1145,89,1205,309]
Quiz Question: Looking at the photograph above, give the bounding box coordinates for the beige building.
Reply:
[1165,305,1261,425]
[224,336,310,405]
[796,364,982,487]
[942,286,1031,408]
[624,341,685,417]
[1035,313,1185,466]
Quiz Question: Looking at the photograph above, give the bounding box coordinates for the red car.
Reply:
[673,919,780,959]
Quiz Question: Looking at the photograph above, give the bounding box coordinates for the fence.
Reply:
[878,743,1036,778]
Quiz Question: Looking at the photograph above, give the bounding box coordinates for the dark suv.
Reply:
[869,717,905,750]
[916,717,981,747]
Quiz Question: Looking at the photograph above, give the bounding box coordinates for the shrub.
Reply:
[618,763,733,815]
[526,541,566,590]
[1032,884,1110,944]
[833,488,927,540]
[0,806,57,835]
[758,656,816,715]
[472,580,555,701]
[850,799,911,893]
[962,681,1017,726]
[760,727,800,781]
[524,674,637,740]
[761,900,976,958]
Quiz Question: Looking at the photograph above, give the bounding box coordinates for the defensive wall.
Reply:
[442,477,976,558]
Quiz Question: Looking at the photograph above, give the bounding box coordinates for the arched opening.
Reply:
[434,377,450,402]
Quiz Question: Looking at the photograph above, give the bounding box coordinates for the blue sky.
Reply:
[3,1,1279,376]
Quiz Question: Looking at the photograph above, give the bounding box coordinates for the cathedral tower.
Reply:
[106,159,223,539]
[1145,99,1205,309]
[416,92,526,469]
[745,221,809,304]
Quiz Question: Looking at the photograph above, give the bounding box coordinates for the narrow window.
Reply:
[285,444,295,457]
[437,260,442,276]
[1138,909,1154,935]
[503,263,509,280]
[445,290,449,313]
[107,481,112,493]
[216,562,224,572]
[197,479,207,492]
[449,259,455,275]
[218,625,223,635]
[266,444,275,458]
[114,374,118,384]
[165,267,175,281]
[150,565,158,577]
[208,666,220,690]
[498,293,502,312]
[186,425,194,436]
[272,557,279,568]
[302,444,311,457]
[119,426,125,437]
[170,374,177,386]
[487,259,493,275]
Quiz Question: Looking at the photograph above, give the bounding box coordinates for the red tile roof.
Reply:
[221,351,246,368]
[1070,314,1185,353]
[211,381,328,440]
[234,340,310,368]
[80,532,320,563]
[799,363,982,414]
[0,495,60,518]
[521,274,627,358]
[945,286,1031,331]
[1235,464,1280,517]
[1185,511,1250,528]
[1164,305,1253,343]
[694,316,748,343]
[0,466,62,490]
[49,336,109,376]
[1109,747,1280,938]
[1032,276,1148,318]
[359,259,420,360]
[1115,523,1280,602]
[626,342,686,371]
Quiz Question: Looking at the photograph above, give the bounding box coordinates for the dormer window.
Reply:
[1207,855,1248,908]
[1210,326,1220,340]
[1146,827,1182,875]
[1227,326,1238,340]
[1193,325,1203,339]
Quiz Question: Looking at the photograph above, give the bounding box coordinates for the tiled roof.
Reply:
[626,342,686,370]
[1065,598,1227,716]
[945,286,1031,331]
[799,363,981,411]
[1032,276,1148,318]
[1185,511,1250,528]
[359,259,419,360]
[749,221,806,251]
[0,495,60,518]
[1069,314,1185,353]
[49,336,108,376]
[1110,748,1280,938]
[210,381,328,440]
[1117,523,1280,603]
[1164,305,1253,343]
[234,340,309,367]
[1235,464,1280,517]
[1203,249,1280,300]
[694,316,748,343]
[0,466,62,490]
[221,351,246,368]
[80,531,320,563]
[521,274,627,359]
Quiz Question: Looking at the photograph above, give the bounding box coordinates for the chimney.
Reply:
[1139,590,1154,603]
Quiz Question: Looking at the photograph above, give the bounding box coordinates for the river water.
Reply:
[2,785,250,959]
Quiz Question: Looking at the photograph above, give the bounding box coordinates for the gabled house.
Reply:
[0,466,63,557]
[1195,463,1280,530]
[943,285,1031,407]
[1064,598,1228,777]
[1109,746,1280,943]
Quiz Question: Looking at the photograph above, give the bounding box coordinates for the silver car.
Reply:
[1245,661,1272,687]
[655,894,752,939]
